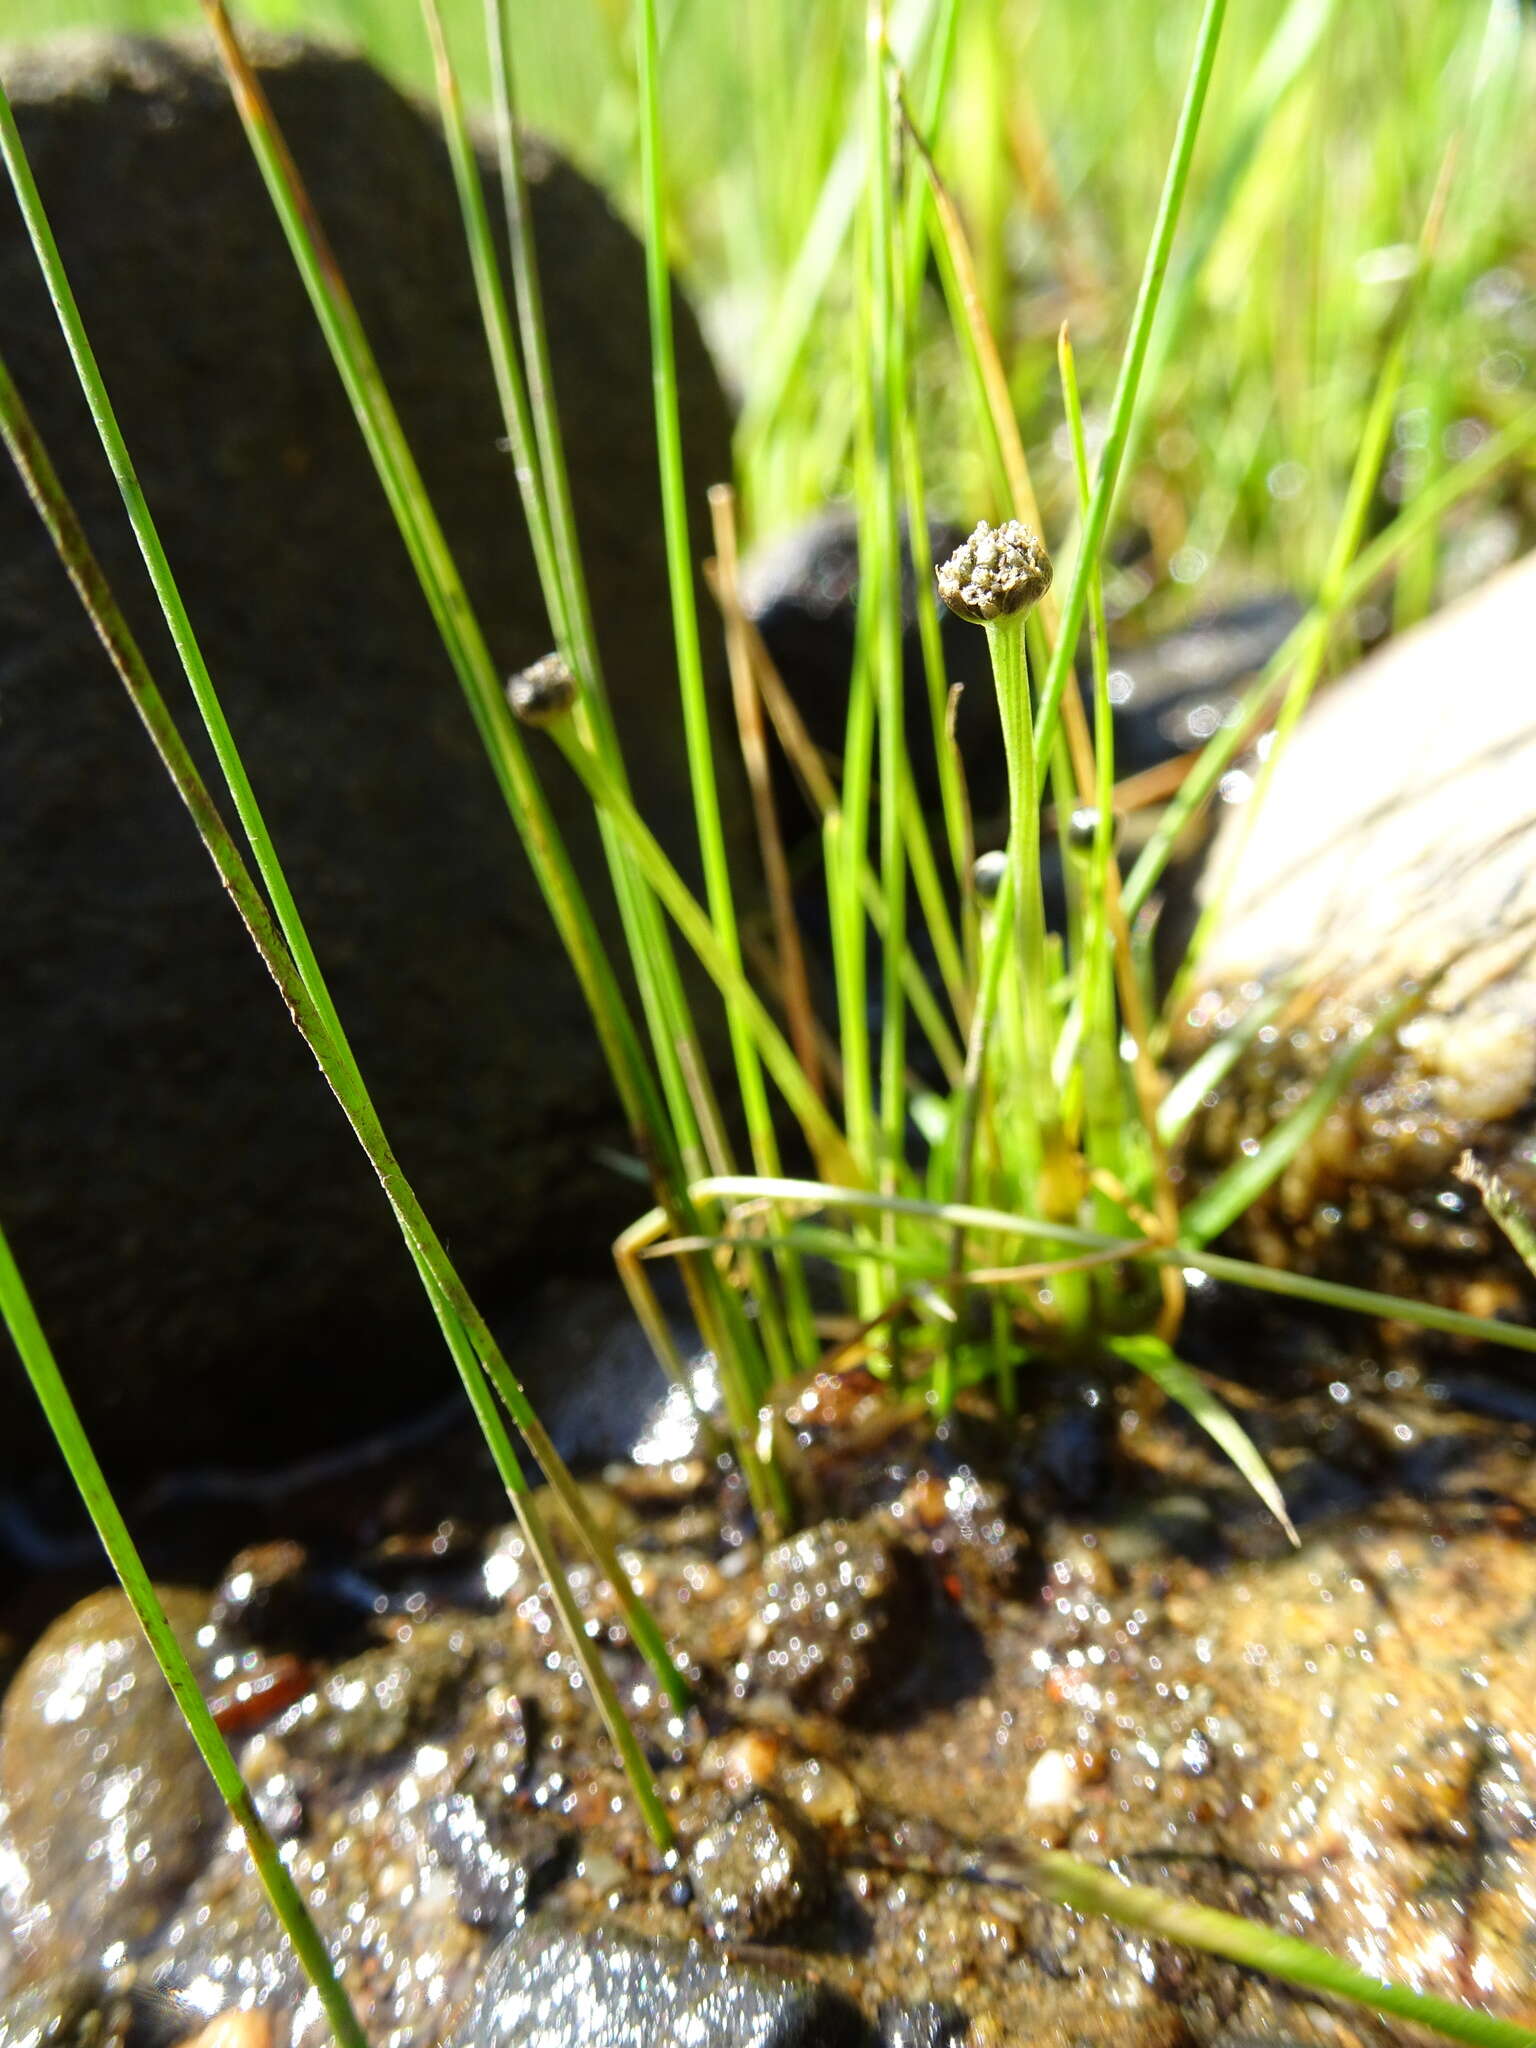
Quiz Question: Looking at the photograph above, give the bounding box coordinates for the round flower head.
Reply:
[506,652,577,728]
[936,519,1053,626]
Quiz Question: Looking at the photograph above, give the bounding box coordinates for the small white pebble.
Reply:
[1025,1747,1084,1816]
[182,2014,274,2048]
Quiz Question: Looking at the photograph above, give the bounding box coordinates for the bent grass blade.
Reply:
[683,1177,1536,1365]
[1106,1332,1297,1542]
[0,88,687,1838]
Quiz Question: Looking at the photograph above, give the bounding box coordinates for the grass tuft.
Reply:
[4,1,1536,2039]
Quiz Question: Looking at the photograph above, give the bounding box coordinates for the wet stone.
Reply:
[271,1629,472,1765]
[0,1974,126,2048]
[874,2003,967,2048]
[460,1915,867,2048]
[739,1522,913,1718]
[1175,551,1536,1303]
[14,1387,1536,2044]
[0,1589,221,1978]
[426,1788,566,1932]
[892,1470,1032,1608]
[208,1542,374,1662]
[689,1794,829,1944]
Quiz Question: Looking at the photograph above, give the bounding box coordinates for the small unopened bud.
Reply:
[972,849,1009,903]
[506,652,576,727]
[936,519,1052,626]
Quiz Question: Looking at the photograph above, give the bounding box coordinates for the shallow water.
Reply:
[4,1326,1536,2045]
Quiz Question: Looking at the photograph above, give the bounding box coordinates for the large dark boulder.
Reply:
[0,39,734,1488]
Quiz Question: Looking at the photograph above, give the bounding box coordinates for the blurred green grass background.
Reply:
[3,0,1533,615]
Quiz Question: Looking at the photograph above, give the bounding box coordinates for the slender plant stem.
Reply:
[0,1223,370,2048]
[633,0,780,1204]
[473,0,730,1203]
[866,0,910,1246]
[192,0,664,1162]
[1023,1850,1536,2048]
[943,615,1044,1354]
[1125,407,1536,926]
[1031,0,1229,760]
[429,0,785,1450]
[687,1177,1536,1363]
[1168,155,1449,1015]
[987,618,1054,1137]
[547,719,857,1181]
[188,3,795,1546]
[0,132,690,1803]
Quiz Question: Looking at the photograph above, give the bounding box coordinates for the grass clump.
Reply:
[3,0,1536,2042]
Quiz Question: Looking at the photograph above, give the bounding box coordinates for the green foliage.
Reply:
[4,2,1536,2040]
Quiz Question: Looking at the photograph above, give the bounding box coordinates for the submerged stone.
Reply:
[689,1794,829,1943]
[461,1916,867,2048]
[739,1522,916,1718]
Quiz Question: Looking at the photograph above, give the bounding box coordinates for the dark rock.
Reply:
[738,1522,915,1718]
[0,38,736,1490]
[460,1915,868,2048]
[426,1789,566,1932]
[689,1793,829,1943]
[208,1541,377,1663]
[0,1589,220,1980]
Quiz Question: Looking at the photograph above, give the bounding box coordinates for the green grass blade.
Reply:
[1456,1152,1536,1283]
[1107,1333,1297,1541]
[1031,0,1229,761]
[865,3,909,1262]
[545,720,856,1179]
[0,106,691,1818]
[1024,1851,1536,2048]
[0,1222,371,2048]
[736,0,941,463]
[446,0,787,1427]
[687,1176,1536,1363]
[634,0,796,1254]
[1178,983,1423,1247]
[1126,397,1536,928]
[1171,236,1424,1010]
[191,3,670,1170]
[184,6,792,1542]
[1059,323,1128,1208]
[1156,986,1289,1143]
[1109,0,1345,525]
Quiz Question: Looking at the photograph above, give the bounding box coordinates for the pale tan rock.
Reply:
[183,2013,274,2048]
[1178,553,1536,1299]
[1195,550,1536,1023]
